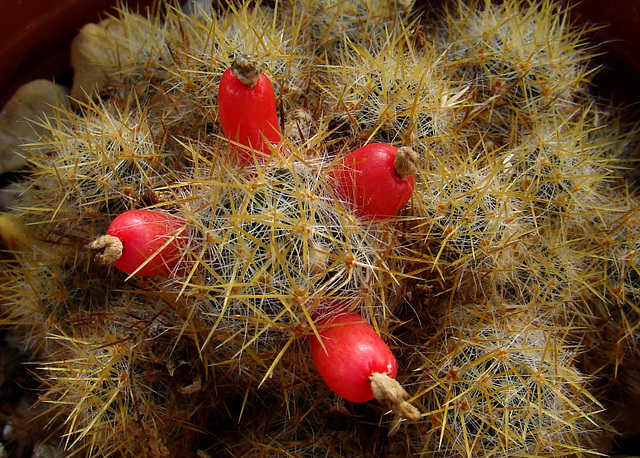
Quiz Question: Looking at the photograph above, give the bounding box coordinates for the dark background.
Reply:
[1,0,640,107]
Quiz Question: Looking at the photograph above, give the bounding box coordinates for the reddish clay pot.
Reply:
[0,0,156,107]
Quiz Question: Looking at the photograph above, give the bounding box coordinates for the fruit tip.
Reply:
[231,54,262,88]
[394,146,418,180]
[87,234,123,265]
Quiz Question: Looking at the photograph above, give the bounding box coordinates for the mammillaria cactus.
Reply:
[407,301,606,457]
[0,0,639,456]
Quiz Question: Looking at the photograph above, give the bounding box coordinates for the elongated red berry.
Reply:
[89,209,185,276]
[330,143,417,219]
[310,311,421,428]
[310,312,397,402]
[218,55,282,165]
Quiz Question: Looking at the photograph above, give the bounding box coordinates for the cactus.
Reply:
[168,154,407,388]
[1,0,640,456]
[407,301,606,457]
[436,0,594,144]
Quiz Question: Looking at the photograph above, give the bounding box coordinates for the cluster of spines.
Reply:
[406,302,606,457]
[437,0,595,141]
[315,12,448,150]
[170,156,405,386]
